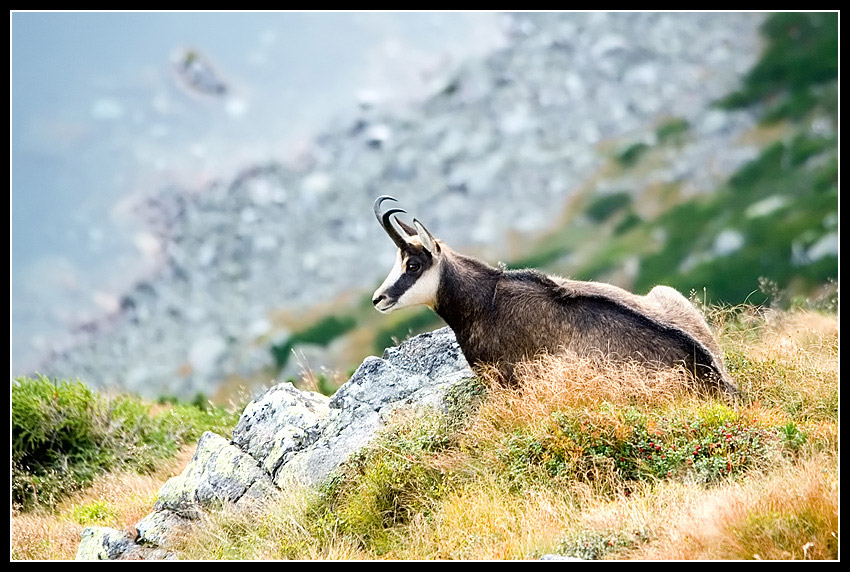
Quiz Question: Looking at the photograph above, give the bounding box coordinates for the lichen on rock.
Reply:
[76,526,174,561]
[152,431,279,519]
[77,327,473,560]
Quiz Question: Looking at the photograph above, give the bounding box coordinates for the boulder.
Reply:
[76,526,174,561]
[76,327,473,560]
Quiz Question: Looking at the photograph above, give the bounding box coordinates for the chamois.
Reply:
[371,196,740,398]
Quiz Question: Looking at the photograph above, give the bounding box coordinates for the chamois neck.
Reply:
[434,249,502,331]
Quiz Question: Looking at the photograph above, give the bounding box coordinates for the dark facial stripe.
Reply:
[384,249,433,301]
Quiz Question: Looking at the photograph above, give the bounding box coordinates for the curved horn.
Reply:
[373,195,398,223]
[373,196,410,250]
[381,208,410,250]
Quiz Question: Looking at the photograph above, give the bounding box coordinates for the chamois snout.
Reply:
[372,292,395,313]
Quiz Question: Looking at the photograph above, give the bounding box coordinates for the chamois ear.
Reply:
[413,219,440,254]
[394,217,418,237]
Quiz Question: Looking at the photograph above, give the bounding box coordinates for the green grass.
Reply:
[68,499,119,527]
[633,132,837,304]
[584,192,633,223]
[655,117,690,145]
[11,375,242,512]
[614,141,650,168]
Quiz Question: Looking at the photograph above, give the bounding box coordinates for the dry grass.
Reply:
[410,476,579,559]
[398,306,837,560]
[533,451,838,561]
[165,308,839,560]
[10,447,196,561]
[203,308,834,561]
[623,451,839,560]
[13,307,838,560]
[168,474,370,561]
[472,353,700,433]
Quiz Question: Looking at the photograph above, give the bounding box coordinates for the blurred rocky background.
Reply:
[12,12,837,401]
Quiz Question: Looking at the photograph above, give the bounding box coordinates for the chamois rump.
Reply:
[371,196,740,398]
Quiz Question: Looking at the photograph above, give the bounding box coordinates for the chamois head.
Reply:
[372,195,443,313]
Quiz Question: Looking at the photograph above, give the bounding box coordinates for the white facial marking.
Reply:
[396,263,440,310]
[373,251,404,313]
[373,246,441,313]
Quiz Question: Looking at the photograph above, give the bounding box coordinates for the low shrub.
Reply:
[11,375,240,511]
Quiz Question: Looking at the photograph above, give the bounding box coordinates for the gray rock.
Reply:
[77,327,474,559]
[135,509,192,548]
[76,526,174,560]
[151,431,279,519]
[281,327,473,487]
[231,382,331,482]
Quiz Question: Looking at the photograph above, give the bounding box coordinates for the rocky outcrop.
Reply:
[76,327,474,560]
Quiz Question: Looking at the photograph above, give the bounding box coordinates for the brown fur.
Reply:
[433,245,740,398]
[372,195,740,398]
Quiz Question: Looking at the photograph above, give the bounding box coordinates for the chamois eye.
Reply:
[406,261,421,273]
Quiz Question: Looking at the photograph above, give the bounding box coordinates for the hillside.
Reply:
[32,12,839,404]
[257,12,838,400]
[12,303,837,560]
[173,307,838,560]
[11,12,839,562]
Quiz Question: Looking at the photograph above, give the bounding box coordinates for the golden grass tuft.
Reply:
[415,477,580,560]
[11,447,196,561]
[475,352,698,423]
[624,452,839,560]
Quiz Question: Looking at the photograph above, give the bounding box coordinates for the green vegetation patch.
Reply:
[69,499,119,526]
[313,376,485,554]
[615,141,650,168]
[584,191,633,223]
[633,131,837,304]
[718,12,838,123]
[270,314,357,370]
[498,404,776,493]
[655,117,691,145]
[315,415,451,554]
[11,375,241,511]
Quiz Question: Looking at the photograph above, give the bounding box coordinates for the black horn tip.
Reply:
[373,195,398,210]
[378,206,410,249]
[373,195,399,221]
[381,207,407,226]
